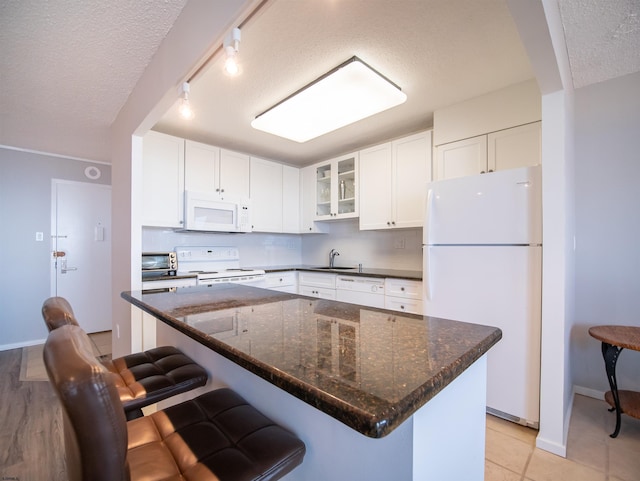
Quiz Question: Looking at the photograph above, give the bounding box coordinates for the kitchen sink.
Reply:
[313,266,357,270]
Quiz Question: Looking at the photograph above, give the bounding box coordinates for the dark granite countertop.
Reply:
[122,284,500,438]
[251,264,423,281]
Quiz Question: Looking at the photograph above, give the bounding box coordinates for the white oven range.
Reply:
[175,246,265,286]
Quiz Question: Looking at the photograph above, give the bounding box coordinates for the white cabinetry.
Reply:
[298,272,336,300]
[282,165,300,233]
[184,139,219,194]
[384,278,423,314]
[314,153,358,220]
[263,271,298,293]
[359,131,432,230]
[250,157,283,232]
[142,131,184,227]
[435,122,541,181]
[220,149,250,199]
[184,141,250,200]
[300,166,328,233]
[250,158,301,233]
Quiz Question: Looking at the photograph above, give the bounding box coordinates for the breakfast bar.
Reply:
[122,284,501,480]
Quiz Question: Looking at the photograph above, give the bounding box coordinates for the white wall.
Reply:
[0,147,111,349]
[572,71,640,395]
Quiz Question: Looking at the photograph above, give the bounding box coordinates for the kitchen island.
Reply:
[122,284,501,480]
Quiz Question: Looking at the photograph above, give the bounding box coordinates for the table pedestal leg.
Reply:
[601,342,624,438]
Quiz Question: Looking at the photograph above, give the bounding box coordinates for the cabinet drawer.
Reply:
[299,272,337,289]
[299,285,336,300]
[385,297,424,315]
[142,277,197,290]
[384,278,422,299]
[265,271,297,288]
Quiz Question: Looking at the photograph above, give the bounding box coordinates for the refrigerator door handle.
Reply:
[424,245,431,300]
[424,188,433,245]
[423,188,433,300]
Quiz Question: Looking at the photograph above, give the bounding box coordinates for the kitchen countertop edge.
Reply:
[121,288,499,438]
[255,265,423,281]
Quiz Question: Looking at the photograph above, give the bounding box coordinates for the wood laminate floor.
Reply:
[0,348,66,481]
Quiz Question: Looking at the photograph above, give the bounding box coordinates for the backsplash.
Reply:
[301,219,422,270]
[142,219,423,271]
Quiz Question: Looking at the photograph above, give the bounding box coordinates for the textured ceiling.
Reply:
[558,0,640,88]
[0,0,188,159]
[0,0,638,164]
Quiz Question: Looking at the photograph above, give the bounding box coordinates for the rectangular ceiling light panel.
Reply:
[251,57,407,143]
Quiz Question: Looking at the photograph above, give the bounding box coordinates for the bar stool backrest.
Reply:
[41,296,80,331]
[43,325,130,481]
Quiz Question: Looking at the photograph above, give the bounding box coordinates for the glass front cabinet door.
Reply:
[315,153,358,220]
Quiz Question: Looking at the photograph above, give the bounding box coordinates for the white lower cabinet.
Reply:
[384,278,424,315]
[298,272,337,300]
[263,271,298,293]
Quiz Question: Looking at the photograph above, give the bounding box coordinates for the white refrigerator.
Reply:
[422,166,542,427]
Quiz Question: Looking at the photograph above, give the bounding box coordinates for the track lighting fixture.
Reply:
[179,82,194,120]
[223,27,241,76]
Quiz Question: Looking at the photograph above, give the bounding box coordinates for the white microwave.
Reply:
[184,191,251,233]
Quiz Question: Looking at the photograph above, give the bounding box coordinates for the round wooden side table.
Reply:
[588,325,640,438]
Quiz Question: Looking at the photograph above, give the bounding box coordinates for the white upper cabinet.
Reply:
[359,131,432,230]
[487,122,541,172]
[220,149,250,199]
[184,140,219,193]
[300,165,328,233]
[184,141,250,200]
[142,131,185,228]
[435,135,487,180]
[435,122,540,180]
[282,165,301,233]
[314,153,358,220]
[250,158,301,234]
[250,157,283,233]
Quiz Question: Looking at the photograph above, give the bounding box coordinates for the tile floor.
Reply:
[486,394,640,480]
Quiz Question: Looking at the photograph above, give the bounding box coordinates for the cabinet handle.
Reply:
[309,227,313,231]
[221,188,225,193]
[480,171,486,174]
[216,188,220,192]
[400,305,405,310]
[392,221,396,225]
[387,221,391,226]
[401,287,405,291]
[488,169,494,173]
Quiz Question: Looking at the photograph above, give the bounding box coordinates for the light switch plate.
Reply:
[35,232,44,241]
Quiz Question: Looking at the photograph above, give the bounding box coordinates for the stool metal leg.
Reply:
[601,341,624,438]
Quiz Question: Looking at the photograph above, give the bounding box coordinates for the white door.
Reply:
[51,180,112,333]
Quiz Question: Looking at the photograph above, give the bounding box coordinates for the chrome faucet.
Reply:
[329,249,340,268]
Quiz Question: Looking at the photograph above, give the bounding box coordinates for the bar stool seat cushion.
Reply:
[41,296,208,415]
[105,346,209,412]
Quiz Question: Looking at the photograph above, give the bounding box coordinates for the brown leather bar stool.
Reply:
[44,325,306,481]
[42,296,208,419]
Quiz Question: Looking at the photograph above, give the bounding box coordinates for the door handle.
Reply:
[59,258,78,274]
[53,251,66,258]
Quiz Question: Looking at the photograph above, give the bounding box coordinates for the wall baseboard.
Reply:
[0,338,46,352]
[573,385,605,400]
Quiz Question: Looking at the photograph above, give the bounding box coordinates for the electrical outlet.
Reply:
[394,238,405,249]
[35,232,44,241]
